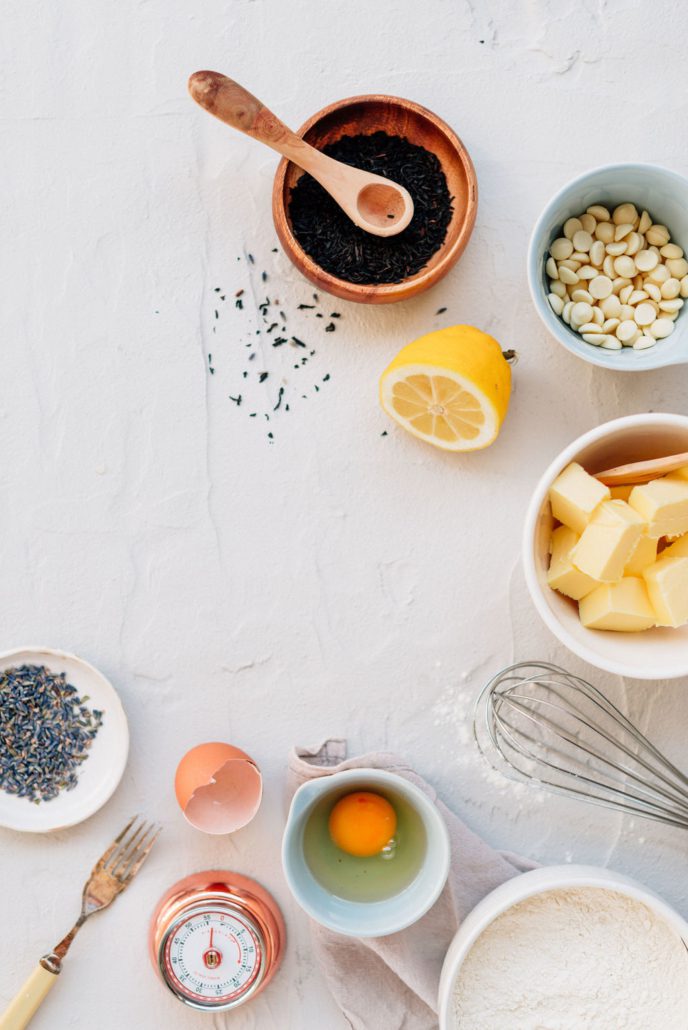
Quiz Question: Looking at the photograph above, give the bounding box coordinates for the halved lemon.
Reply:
[379,325,512,452]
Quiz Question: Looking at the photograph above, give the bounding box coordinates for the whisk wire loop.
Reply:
[475,661,688,831]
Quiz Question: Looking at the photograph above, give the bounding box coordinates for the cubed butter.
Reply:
[624,534,658,576]
[549,462,610,535]
[579,578,656,632]
[642,556,688,628]
[610,484,634,501]
[663,533,688,559]
[571,500,644,582]
[547,525,599,600]
[629,476,688,538]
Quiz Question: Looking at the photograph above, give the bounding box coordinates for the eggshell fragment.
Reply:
[174,742,262,834]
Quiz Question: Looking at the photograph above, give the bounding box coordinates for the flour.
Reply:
[451,887,688,1030]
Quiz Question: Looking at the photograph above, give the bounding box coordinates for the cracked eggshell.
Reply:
[174,742,262,834]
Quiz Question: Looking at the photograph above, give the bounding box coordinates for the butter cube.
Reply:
[629,476,688,538]
[571,500,644,582]
[610,484,634,501]
[579,578,656,632]
[642,556,688,628]
[549,463,610,534]
[624,534,658,576]
[662,533,688,559]
[547,526,599,600]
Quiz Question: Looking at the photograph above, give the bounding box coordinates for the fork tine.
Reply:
[119,823,162,883]
[97,814,139,868]
[104,816,147,872]
[110,820,155,878]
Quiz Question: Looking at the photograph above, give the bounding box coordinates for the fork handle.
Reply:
[0,963,59,1030]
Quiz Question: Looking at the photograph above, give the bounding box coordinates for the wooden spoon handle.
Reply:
[595,451,688,486]
[188,71,313,166]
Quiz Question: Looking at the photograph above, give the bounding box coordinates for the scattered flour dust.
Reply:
[451,887,688,1030]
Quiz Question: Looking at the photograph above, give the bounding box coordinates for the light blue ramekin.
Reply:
[527,163,688,371]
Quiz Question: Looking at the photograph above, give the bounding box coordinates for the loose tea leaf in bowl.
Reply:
[288,131,453,285]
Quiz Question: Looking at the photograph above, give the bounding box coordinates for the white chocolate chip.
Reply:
[620,304,635,320]
[550,279,567,298]
[551,237,574,260]
[559,265,579,285]
[589,275,613,299]
[635,249,659,272]
[602,318,620,333]
[571,289,593,304]
[625,232,642,256]
[614,255,636,278]
[571,302,593,325]
[601,336,622,350]
[667,257,688,279]
[589,240,606,267]
[546,256,559,279]
[602,255,615,278]
[634,302,657,326]
[582,333,604,346]
[563,217,583,240]
[646,224,670,247]
[592,306,604,325]
[612,277,632,295]
[660,243,683,259]
[600,295,621,319]
[650,318,674,339]
[613,203,638,226]
[680,275,688,298]
[572,230,593,252]
[580,213,597,234]
[648,263,670,284]
[562,301,573,324]
[587,205,610,221]
[659,298,683,313]
[578,265,598,280]
[619,284,634,304]
[614,223,634,241]
[605,241,628,257]
[645,282,662,302]
[633,335,656,350]
[548,293,564,316]
[628,290,648,305]
[578,322,603,333]
[661,277,681,299]
[595,222,615,243]
[616,320,638,343]
[638,210,652,234]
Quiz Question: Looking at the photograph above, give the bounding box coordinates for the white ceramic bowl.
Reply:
[0,647,129,832]
[438,864,688,1029]
[528,163,688,370]
[282,768,450,937]
[523,413,688,680]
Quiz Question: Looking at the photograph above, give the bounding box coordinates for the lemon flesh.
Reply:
[379,326,511,452]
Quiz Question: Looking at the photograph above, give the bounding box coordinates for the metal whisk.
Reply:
[474,661,688,830]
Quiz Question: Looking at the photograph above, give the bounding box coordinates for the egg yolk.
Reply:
[328,791,397,857]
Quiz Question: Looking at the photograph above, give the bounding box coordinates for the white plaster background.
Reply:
[2,1,688,1027]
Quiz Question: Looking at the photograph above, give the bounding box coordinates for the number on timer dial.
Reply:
[164,909,261,1003]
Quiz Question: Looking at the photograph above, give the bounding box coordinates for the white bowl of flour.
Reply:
[438,865,688,1030]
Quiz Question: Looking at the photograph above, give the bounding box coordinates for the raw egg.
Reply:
[328,791,397,857]
[174,742,262,835]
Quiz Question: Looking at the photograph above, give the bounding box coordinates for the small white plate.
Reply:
[0,647,129,833]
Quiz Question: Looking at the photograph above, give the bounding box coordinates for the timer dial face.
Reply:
[162,906,263,1007]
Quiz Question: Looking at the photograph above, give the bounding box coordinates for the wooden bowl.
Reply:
[272,95,477,304]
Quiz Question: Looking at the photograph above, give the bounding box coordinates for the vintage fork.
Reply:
[0,816,161,1030]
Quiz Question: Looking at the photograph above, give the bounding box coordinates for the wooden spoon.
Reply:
[188,71,414,238]
[595,452,688,486]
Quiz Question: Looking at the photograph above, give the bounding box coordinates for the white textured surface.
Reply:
[2,1,688,1027]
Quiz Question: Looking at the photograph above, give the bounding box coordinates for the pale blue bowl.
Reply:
[282,768,450,937]
[528,163,688,371]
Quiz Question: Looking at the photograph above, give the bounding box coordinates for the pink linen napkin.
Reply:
[288,740,536,1030]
